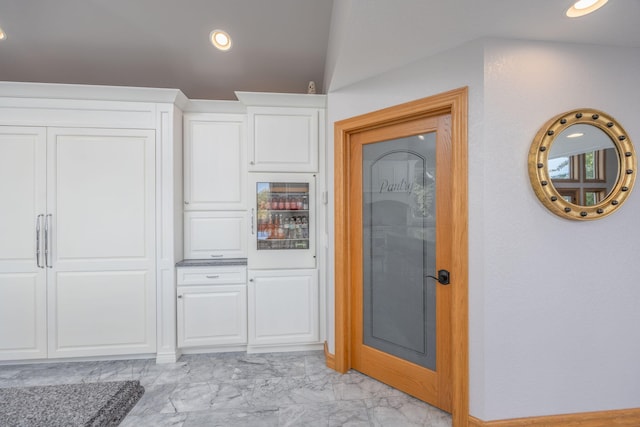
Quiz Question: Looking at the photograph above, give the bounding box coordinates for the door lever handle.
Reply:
[426,269,450,285]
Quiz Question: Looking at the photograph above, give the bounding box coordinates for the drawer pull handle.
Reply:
[206,275,220,279]
[210,254,223,258]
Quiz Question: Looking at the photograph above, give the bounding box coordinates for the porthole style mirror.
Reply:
[529,109,636,220]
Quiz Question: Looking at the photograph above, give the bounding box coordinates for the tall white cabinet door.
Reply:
[247,107,319,172]
[184,114,246,210]
[46,128,156,358]
[248,269,319,347]
[0,127,48,360]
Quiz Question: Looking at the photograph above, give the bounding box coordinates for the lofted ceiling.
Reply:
[0,0,639,101]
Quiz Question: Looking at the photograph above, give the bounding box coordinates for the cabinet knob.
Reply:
[250,161,255,165]
[184,201,189,205]
[177,295,183,299]
[249,278,254,282]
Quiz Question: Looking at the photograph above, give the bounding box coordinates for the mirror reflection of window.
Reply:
[548,156,571,179]
[583,150,606,181]
[584,189,606,206]
[557,188,579,204]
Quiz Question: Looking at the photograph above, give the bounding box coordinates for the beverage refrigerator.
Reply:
[248,173,316,269]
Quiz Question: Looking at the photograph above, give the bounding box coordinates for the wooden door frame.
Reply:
[333,87,469,427]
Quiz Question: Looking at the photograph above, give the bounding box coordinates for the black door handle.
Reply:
[426,269,450,285]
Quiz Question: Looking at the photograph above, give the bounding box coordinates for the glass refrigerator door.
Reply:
[249,175,316,269]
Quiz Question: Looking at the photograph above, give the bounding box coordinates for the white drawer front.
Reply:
[177,267,246,285]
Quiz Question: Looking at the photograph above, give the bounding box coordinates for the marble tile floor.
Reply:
[0,351,451,427]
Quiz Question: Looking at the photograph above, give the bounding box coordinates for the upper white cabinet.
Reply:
[184,211,247,259]
[247,106,319,172]
[184,113,247,210]
[236,91,326,173]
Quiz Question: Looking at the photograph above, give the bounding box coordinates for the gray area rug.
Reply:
[0,380,144,426]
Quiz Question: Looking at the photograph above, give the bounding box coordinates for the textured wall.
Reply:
[481,39,640,420]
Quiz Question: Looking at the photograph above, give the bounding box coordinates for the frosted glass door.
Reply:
[362,133,436,369]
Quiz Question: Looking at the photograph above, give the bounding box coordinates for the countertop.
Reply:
[176,258,247,267]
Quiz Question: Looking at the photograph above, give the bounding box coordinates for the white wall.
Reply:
[326,38,640,421]
[481,39,640,420]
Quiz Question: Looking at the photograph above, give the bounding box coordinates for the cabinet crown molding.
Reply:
[0,81,189,106]
[236,91,326,108]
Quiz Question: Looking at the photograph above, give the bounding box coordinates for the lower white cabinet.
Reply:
[177,266,247,348]
[248,269,319,348]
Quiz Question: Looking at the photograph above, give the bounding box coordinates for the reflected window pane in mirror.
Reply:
[548,156,572,179]
[584,151,597,180]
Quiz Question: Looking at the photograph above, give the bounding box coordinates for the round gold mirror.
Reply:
[529,109,636,220]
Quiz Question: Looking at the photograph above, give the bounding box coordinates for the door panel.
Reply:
[362,133,437,370]
[0,273,47,359]
[53,271,150,350]
[47,128,156,357]
[248,269,319,347]
[0,127,47,360]
[350,115,452,411]
[184,115,246,210]
[177,285,248,347]
[184,211,247,259]
[53,132,150,261]
[0,128,47,268]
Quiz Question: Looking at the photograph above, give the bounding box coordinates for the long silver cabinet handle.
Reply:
[36,214,44,269]
[251,208,255,235]
[45,214,52,268]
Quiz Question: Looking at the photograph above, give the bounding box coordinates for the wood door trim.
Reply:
[333,87,469,427]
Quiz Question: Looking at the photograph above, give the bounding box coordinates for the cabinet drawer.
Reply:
[177,267,247,285]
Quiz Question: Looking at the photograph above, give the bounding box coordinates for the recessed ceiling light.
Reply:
[566,0,608,18]
[566,132,585,138]
[210,29,231,51]
[0,26,6,41]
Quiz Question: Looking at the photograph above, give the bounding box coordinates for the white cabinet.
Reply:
[184,113,246,210]
[247,106,319,172]
[248,269,319,349]
[0,126,157,361]
[184,211,247,259]
[177,266,247,348]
